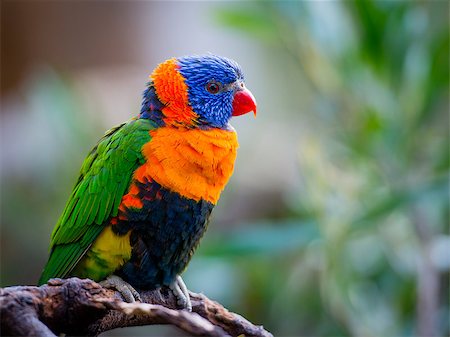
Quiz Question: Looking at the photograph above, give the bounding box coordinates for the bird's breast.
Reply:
[135,127,238,205]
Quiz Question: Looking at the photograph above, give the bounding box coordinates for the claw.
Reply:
[100,275,141,303]
[169,275,192,311]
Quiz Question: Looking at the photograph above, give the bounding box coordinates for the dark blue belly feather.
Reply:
[112,180,214,289]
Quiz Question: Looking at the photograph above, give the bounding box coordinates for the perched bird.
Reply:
[38,55,257,310]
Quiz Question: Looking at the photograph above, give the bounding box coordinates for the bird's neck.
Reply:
[139,84,166,127]
[140,84,199,128]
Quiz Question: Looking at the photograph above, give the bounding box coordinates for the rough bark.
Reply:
[0,277,272,337]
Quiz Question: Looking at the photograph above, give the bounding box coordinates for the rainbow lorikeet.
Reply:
[38,55,257,310]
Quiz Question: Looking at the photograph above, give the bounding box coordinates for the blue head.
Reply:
[177,55,244,128]
[142,55,256,129]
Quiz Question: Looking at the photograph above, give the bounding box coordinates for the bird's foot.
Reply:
[169,275,192,311]
[100,275,141,303]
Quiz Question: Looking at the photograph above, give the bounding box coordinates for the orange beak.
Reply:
[232,87,257,117]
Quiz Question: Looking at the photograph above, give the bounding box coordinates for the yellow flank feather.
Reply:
[72,226,131,281]
[140,127,239,204]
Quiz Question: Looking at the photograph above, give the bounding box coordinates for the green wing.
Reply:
[38,118,155,285]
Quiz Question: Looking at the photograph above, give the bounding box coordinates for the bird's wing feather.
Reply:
[38,118,155,284]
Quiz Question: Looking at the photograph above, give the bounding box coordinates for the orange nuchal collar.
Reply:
[137,127,238,204]
[151,58,198,127]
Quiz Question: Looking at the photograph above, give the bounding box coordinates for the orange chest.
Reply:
[134,127,238,204]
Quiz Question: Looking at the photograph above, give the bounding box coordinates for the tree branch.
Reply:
[0,277,272,337]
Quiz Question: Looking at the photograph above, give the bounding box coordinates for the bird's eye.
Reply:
[206,81,222,94]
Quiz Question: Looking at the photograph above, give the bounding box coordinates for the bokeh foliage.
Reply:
[206,1,449,336]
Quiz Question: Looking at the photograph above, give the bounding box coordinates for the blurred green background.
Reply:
[1,1,448,336]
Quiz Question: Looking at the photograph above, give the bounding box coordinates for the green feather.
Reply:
[38,118,155,285]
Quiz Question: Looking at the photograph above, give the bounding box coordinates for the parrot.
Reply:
[38,54,257,310]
